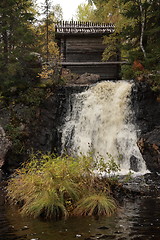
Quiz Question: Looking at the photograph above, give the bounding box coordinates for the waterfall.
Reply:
[61,81,147,174]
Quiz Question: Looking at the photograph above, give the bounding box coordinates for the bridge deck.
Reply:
[61,62,127,80]
[61,61,127,65]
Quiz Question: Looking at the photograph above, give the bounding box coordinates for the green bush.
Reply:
[7,152,119,219]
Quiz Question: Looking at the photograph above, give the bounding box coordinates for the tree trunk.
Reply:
[139,1,146,58]
[2,17,9,64]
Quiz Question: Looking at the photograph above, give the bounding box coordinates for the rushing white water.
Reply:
[61,81,147,174]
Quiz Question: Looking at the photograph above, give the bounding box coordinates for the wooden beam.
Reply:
[61,61,128,66]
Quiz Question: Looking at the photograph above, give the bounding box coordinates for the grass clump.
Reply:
[73,192,117,217]
[6,152,119,219]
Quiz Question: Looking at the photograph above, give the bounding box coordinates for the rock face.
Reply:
[0,85,88,173]
[25,86,88,154]
[138,127,160,172]
[133,82,160,134]
[132,81,160,172]
[0,126,11,179]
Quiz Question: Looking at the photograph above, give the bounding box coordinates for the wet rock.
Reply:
[21,226,29,230]
[63,70,101,85]
[133,82,160,134]
[114,231,123,234]
[130,155,139,172]
[0,170,3,181]
[133,81,160,173]
[75,234,82,238]
[98,226,109,230]
[0,126,11,174]
[96,234,115,239]
[138,126,160,172]
[117,238,127,240]
[100,235,116,239]
[76,73,101,85]
[25,85,88,155]
[85,235,115,240]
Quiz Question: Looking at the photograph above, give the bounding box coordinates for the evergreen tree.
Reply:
[0,0,39,92]
[37,2,63,62]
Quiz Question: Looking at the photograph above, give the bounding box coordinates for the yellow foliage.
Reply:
[39,65,54,80]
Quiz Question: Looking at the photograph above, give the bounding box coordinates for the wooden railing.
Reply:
[55,21,114,34]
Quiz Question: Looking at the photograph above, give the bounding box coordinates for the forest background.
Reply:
[0,0,160,96]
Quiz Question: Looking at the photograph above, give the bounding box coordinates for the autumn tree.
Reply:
[76,3,96,22]
[36,2,63,85]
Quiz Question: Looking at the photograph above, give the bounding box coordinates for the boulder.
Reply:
[76,73,101,84]
[62,69,101,85]
[138,126,160,172]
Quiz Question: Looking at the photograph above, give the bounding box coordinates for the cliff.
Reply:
[0,80,159,175]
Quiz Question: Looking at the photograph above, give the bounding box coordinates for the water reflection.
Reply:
[1,187,160,240]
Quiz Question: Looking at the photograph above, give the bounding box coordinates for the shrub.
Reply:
[6,152,119,219]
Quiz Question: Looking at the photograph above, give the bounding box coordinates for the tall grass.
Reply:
[7,152,119,219]
[73,192,117,216]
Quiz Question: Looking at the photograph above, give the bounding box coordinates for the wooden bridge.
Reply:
[55,21,125,80]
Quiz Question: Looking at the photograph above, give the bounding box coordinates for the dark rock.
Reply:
[0,170,3,181]
[63,70,101,85]
[133,82,160,134]
[0,126,11,169]
[76,73,101,85]
[85,235,115,240]
[132,81,160,173]
[24,85,88,155]
[117,238,127,240]
[98,226,109,230]
[21,226,29,230]
[130,155,139,172]
[114,231,123,234]
[138,126,160,172]
[98,234,116,239]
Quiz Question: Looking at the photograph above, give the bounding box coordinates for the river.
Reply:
[1,182,160,240]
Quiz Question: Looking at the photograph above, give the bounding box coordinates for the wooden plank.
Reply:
[66,53,104,62]
[61,62,127,65]
[66,38,105,51]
